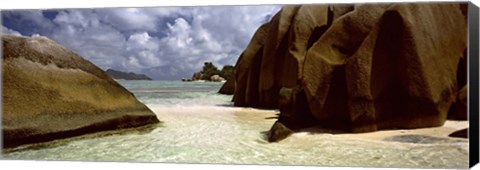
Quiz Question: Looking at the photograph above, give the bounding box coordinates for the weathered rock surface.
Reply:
[218,76,235,95]
[277,86,319,130]
[231,3,467,137]
[448,85,468,120]
[105,69,152,80]
[2,35,160,148]
[233,23,271,107]
[267,121,294,142]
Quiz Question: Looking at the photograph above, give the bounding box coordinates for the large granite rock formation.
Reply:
[233,23,272,107]
[231,3,467,135]
[2,35,160,148]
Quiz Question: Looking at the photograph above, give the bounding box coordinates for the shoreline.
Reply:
[2,104,469,168]
[148,104,469,143]
[3,104,468,153]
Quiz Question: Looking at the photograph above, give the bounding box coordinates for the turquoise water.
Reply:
[1,80,469,168]
[116,80,232,106]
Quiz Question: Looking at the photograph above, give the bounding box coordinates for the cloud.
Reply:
[45,10,128,70]
[1,5,281,80]
[95,7,185,32]
[2,26,22,36]
[2,10,55,36]
[126,32,163,68]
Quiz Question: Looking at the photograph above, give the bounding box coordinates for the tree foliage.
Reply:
[200,62,220,80]
[199,62,234,81]
[220,65,234,80]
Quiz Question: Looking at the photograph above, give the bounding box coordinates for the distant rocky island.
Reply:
[182,62,234,82]
[106,69,152,80]
[2,35,159,148]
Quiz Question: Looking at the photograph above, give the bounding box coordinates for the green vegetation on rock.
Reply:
[200,62,221,80]
[220,65,234,80]
[187,62,234,82]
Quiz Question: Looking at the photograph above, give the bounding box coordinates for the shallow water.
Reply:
[2,81,469,169]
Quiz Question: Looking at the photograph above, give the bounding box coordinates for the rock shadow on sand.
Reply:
[3,123,163,154]
[383,134,467,144]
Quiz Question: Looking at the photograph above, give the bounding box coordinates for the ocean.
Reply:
[117,80,232,106]
[2,80,469,168]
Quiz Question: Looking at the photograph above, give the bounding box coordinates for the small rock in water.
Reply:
[267,121,294,142]
[449,128,468,138]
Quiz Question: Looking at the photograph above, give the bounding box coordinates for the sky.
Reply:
[1,5,281,80]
